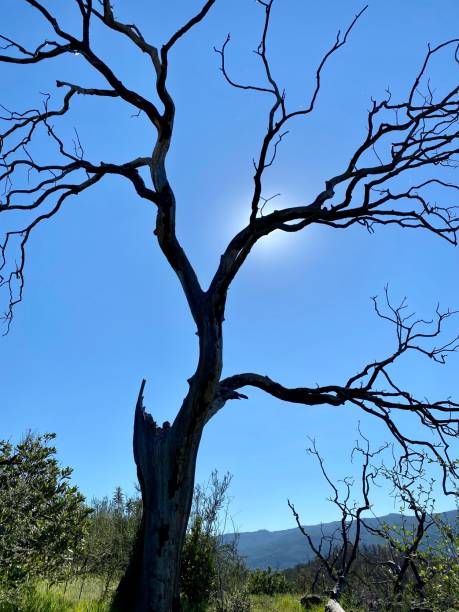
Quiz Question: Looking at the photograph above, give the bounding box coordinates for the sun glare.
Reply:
[224,193,319,260]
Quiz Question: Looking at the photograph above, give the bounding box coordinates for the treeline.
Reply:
[1,432,459,612]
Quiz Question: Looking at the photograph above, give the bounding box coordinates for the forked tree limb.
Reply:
[209,21,459,306]
[220,292,459,494]
[0,0,215,330]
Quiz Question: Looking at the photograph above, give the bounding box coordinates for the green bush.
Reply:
[0,433,90,600]
[418,517,459,612]
[247,567,289,596]
[213,584,252,612]
[78,487,141,596]
[181,516,217,610]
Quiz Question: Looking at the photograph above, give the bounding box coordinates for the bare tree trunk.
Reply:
[113,381,202,612]
[325,600,346,612]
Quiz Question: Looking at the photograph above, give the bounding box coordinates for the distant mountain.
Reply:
[223,510,457,570]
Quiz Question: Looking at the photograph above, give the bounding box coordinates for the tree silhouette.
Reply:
[1,1,459,610]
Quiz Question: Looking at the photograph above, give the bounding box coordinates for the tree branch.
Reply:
[220,293,459,494]
[163,0,217,55]
[209,23,459,314]
[0,1,207,332]
[288,431,384,603]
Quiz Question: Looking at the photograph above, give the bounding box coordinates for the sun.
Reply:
[223,192,316,259]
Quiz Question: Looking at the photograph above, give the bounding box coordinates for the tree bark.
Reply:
[113,381,202,612]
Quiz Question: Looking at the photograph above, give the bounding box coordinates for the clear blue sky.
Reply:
[1,0,459,531]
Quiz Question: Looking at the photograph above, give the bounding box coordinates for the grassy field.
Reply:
[49,578,111,611]
[0,581,321,612]
[0,579,111,612]
[0,590,107,612]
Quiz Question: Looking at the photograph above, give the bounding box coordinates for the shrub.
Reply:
[0,433,90,600]
[181,516,217,610]
[78,487,141,596]
[247,567,289,596]
[214,585,252,612]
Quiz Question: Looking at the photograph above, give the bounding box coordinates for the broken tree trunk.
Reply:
[112,381,202,612]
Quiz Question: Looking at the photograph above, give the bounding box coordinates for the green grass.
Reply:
[251,593,322,611]
[0,589,108,612]
[0,584,324,612]
[0,580,111,612]
[46,577,115,603]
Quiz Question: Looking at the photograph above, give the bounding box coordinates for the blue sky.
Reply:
[1,0,459,532]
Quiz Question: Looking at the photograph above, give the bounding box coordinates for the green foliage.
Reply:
[250,593,306,612]
[0,583,110,612]
[417,516,459,611]
[213,584,252,612]
[213,537,250,608]
[0,433,90,601]
[181,471,247,611]
[0,588,72,612]
[181,516,217,610]
[78,487,141,596]
[73,471,246,610]
[247,567,289,596]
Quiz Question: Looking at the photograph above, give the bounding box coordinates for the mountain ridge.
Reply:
[223,509,457,570]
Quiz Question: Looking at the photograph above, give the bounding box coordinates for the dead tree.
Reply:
[291,441,444,611]
[289,433,386,611]
[1,2,459,610]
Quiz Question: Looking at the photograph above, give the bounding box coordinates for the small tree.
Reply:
[0,432,90,599]
[181,471,242,610]
[289,433,386,611]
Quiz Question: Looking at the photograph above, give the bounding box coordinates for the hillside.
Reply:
[224,510,457,570]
